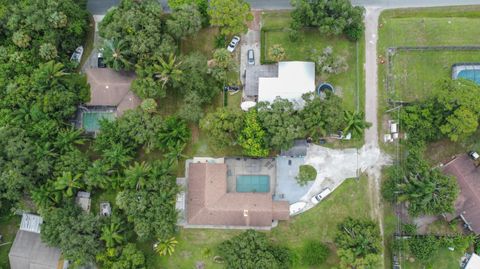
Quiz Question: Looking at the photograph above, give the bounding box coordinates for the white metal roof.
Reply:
[465,253,480,269]
[258,61,315,104]
[19,213,43,234]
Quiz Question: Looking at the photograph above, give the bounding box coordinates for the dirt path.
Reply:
[363,7,386,268]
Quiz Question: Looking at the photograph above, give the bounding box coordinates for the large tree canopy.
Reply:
[382,145,459,216]
[208,0,253,35]
[257,99,305,150]
[218,230,292,269]
[0,0,88,70]
[99,0,175,65]
[116,160,180,241]
[291,0,364,41]
[401,79,480,142]
[41,205,103,265]
[335,218,381,268]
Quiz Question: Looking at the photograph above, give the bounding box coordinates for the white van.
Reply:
[310,188,332,205]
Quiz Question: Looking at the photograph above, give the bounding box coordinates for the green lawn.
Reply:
[0,215,21,269]
[391,50,480,101]
[181,27,219,58]
[378,6,480,102]
[149,176,372,268]
[403,247,465,269]
[262,12,365,113]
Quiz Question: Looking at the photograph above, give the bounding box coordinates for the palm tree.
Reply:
[159,117,190,150]
[37,61,67,88]
[53,171,84,197]
[54,128,86,153]
[102,39,132,71]
[154,237,178,256]
[100,222,124,248]
[343,111,371,138]
[31,183,61,209]
[124,161,152,190]
[85,160,113,189]
[153,54,183,88]
[102,144,133,168]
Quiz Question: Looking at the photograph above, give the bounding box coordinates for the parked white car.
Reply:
[227,36,241,52]
[310,188,332,205]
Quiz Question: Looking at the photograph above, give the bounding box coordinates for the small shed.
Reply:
[75,191,91,212]
[9,214,63,269]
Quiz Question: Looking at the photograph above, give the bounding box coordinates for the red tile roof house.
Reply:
[442,154,480,234]
[85,68,141,116]
[184,161,289,229]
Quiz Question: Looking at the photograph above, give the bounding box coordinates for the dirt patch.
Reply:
[248,11,261,31]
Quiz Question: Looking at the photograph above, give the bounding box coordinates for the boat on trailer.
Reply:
[70,46,84,64]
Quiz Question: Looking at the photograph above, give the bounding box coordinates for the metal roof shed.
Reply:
[9,214,62,269]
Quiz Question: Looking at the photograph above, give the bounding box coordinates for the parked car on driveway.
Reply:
[310,188,332,205]
[247,49,255,65]
[98,49,106,68]
[227,36,240,52]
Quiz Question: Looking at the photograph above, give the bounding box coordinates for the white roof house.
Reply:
[258,61,315,104]
[464,253,480,269]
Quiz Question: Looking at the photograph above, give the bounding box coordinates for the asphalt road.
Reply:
[88,0,480,14]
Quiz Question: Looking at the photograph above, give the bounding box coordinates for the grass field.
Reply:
[378,6,480,102]
[391,50,480,101]
[262,12,365,113]
[150,176,371,268]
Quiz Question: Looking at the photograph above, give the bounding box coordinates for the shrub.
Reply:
[301,240,329,266]
[408,236,439,262]
[296,165,317,186]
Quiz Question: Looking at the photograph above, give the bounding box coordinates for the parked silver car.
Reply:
[247,49,255,65]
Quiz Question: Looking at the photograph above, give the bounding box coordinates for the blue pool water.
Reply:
[457,69,480,85]
[236,175,270,193]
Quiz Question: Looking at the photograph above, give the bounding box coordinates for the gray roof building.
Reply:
[9,214,63,269]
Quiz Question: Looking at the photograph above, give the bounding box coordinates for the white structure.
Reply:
[9,214,64,269]
[463,253,480,269]
[258,61,315,104]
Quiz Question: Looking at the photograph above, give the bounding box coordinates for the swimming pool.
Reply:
[457,69,480,84]
[82,111,115,132]
[236,175,270,193]
[452,64,480,85]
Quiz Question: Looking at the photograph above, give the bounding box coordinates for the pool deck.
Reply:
[274,156,309,204]
[225,158,276,194]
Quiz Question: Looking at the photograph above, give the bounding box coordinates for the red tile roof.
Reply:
[443,154,480,234]
[187,163,289,227]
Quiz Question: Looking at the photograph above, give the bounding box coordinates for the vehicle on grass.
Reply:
[469,151,479,161]
[247,49,255,65]
[310,188,332,205]
[70,46,83,65]
[227,36,240,52]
